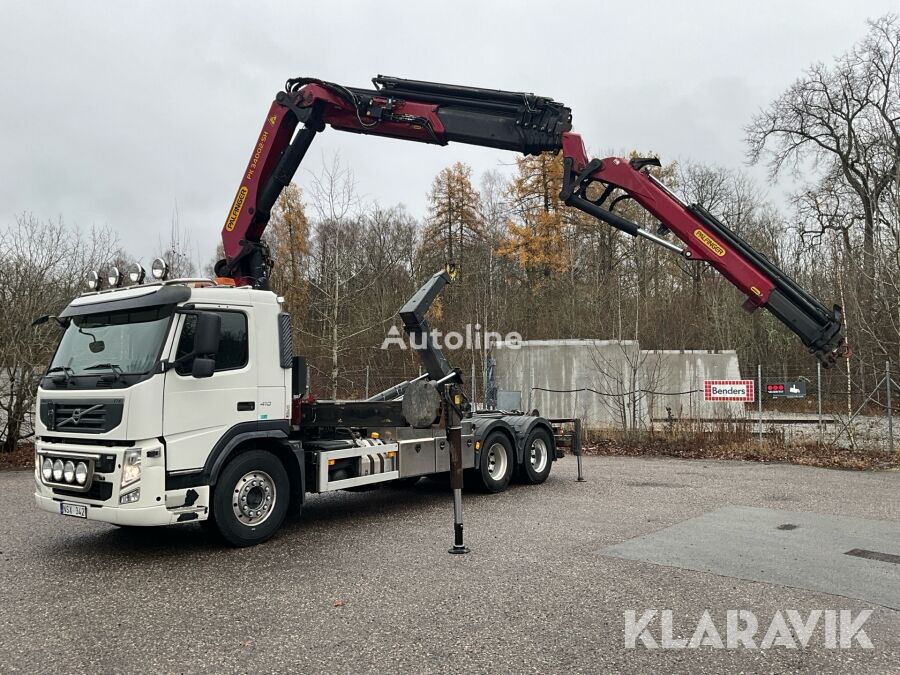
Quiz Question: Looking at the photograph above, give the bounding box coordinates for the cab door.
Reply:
[162,307,257,474]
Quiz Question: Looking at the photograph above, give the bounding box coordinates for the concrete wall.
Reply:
[491,340,641,428]
[640,350,743,421]
[490,340,744,429]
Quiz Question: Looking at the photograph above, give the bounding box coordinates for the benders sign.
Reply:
[703,380,755,402]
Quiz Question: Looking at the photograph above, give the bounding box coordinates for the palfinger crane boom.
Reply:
[218,75,846,366]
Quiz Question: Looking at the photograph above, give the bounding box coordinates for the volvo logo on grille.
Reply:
[58,404,102,427]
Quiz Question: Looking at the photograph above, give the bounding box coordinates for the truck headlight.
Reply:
[75,462,88,486]
[121,450,141,488]
[52,459,64,482]
[63,460,76,483]
[41,457,53,482]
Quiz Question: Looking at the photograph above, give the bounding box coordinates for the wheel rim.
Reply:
[486,442,508,481]
[232,470,276,526]
[529,437,549,474]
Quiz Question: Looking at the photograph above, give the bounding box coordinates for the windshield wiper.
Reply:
[47,365,75,384]
[84,363,124,380]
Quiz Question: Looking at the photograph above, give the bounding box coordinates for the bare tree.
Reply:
[587,342,668,433]
[746,15,900,288]
[0,215,118,451]
[302,156,412,397]
[155,205,197,278]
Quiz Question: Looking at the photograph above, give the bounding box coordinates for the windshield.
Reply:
[49,306,173,376]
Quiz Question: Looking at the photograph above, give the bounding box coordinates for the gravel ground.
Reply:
[1,456,899,673]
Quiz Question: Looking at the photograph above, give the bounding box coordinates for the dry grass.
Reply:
[584,429,900,471]
[0,443,34,471]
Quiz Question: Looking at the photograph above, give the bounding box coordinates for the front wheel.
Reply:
[467,432,514,493]
[210,450,290,547]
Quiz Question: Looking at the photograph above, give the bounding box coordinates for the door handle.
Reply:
[237,401,255,411]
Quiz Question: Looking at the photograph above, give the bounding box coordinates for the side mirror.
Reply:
[194,312,221,356]
[191,357,215,379]
[32,315,68,328]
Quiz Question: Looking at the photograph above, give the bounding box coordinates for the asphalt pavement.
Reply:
[2,456,899,673]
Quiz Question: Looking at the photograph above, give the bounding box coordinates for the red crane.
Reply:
[217,75,847,367]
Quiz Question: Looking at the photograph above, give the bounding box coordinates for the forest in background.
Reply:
[1,15,898,451]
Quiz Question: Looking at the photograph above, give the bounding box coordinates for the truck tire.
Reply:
[520,427,553,485]
[467,432,513,493]
[210,450,290,547]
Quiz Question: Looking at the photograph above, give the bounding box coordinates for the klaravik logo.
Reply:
[624,609,873,649]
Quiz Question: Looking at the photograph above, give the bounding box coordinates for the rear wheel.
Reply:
[467,432,513,493]
[520,428,553,485]
[211,450,289,547]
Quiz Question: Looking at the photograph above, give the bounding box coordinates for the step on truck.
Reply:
[34,75,847,548]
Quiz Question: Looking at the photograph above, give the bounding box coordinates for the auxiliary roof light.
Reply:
[86,270,101,291]
[151,258,169,281]
[107,267,123,288]
[128,263,146,285]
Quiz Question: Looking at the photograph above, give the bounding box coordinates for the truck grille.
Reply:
[53,481,113,502]
[39,399,124,434]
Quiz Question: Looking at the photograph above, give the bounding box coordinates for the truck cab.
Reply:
[34,276,294,534]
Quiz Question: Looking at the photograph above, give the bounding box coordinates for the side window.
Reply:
[175,311,248,375]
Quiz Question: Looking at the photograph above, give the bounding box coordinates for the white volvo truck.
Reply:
[33,266,578,547]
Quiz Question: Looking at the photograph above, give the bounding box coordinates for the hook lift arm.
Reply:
[218,75,847,366]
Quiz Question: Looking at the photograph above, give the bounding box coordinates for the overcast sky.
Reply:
[2,1,897,267]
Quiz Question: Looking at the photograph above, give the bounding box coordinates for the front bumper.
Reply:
[33,439,209,526]
[33,491,209,526]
